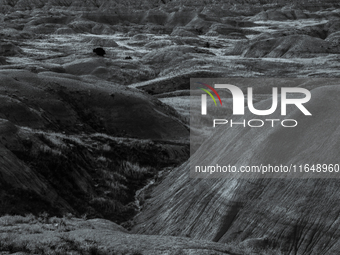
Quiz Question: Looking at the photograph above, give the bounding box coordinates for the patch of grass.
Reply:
[0,233,30,253]
[119,161,154,179]
[13,121,186,223]
[21,223,43,234]
[0,214,37,226]
[0,226,107,255]
[56,233,108,255]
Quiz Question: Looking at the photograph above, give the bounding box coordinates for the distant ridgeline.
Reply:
[1,0,340,11]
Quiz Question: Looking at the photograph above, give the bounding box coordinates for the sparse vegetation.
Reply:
[0,215,107,254]
[4,125,188,223]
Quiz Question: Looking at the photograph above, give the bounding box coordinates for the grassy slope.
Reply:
[0,214,241,255]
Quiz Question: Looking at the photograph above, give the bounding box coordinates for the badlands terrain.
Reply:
[0,0,340,254]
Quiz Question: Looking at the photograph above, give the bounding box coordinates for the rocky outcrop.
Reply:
[184,14,215,34]
[166,9,197,27]
[86,37,119,47]
[145,40,173,48]
[142,45,213,67]
[55,27,75,34]
[171,27,198,37]
[0,42,23,56]
[326,31,340,46]
[207,23,242,36]
[240,35,337,58]
[250,8,316,21]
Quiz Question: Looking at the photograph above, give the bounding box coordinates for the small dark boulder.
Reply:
[204,42,210,48]
[93,48,106,57]
[125,56,132,59]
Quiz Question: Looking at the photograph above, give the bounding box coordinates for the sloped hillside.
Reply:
[0,70,188,139]
[0,69,189,222]
[241,35,337,58]
[133,85,340,255]
[0,215,239,255]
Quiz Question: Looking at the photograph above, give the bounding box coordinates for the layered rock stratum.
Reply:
[134,85,340,255]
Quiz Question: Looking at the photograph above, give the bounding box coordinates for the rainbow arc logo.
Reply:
[196,82,222,115]
[196,82,222,106]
